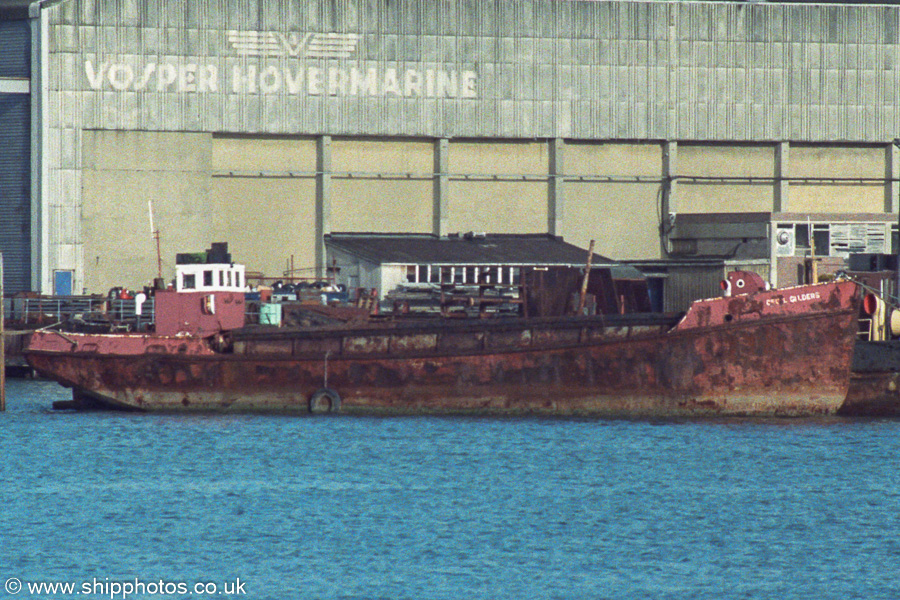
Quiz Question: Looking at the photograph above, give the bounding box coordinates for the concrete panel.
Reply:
[449,140,548,175]
[788,144,886,213]
[331,180,433,233]
[791,144,884,178]
[677,143,776,213]
[210,177,317,279]
[447,180,549,235]
[447,140,549,235]
[82,129,211,172]
[679,143,775,177]
[565,141,662,177]
[209,135,318,277]
[559,142,662,259]
[789,185,885,214]
[447,141,550,233]
[563,181,661,261]
[81,130,213,292]
[211,135,317,172]
[330,138,433,233]
[677,183,775,214]
[82,169,213,293]
[332,138,433,174]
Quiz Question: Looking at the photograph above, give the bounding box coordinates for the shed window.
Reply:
[813,226,830,256]
[795,224,810,249]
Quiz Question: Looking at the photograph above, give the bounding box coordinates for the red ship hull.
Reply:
[24,280,861,417]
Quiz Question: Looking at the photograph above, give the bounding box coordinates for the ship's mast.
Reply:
[149,200,162,280]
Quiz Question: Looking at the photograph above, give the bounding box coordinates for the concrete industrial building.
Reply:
[2,0,900,306]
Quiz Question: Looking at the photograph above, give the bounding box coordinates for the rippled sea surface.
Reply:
[2,378,900,600]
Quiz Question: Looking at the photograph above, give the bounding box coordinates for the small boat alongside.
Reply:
[840,291,900,416]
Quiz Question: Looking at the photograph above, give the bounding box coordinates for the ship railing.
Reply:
[3,296,155,331]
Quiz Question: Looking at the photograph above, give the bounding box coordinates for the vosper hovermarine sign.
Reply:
[82,30,479,99]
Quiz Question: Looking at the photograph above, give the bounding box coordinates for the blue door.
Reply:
[54,270,73,296]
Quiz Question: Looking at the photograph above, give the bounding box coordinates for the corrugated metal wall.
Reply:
[0,19,31,294]
[43,0,900,142]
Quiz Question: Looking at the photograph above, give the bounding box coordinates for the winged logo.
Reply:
[227,31,361,59]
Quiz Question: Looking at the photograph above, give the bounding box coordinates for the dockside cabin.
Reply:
[324,232,651,316]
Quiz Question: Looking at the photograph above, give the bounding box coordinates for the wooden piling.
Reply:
[577,240,595,315]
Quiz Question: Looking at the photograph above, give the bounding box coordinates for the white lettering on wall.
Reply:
[307,67,323,95]
[86,60,478,99]
[84,61,219,93]
[351,68,376,95]
[84,31,478,98]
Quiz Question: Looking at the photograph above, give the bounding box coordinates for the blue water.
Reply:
[2,378,900,600]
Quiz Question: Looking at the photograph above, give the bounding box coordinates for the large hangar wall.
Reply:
[31,0,900,292]
[42,0,900,140]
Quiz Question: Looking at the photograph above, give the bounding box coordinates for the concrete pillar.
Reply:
[548,138,564,236]
[316,135,332,278]
[886,143,899,214]
[433,138,449,237]
[775,141,790,213]
[30,6,49,292]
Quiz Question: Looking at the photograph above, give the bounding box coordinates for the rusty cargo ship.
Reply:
[23,248,863,416]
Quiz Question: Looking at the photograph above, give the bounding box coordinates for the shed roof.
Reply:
[325,232,618,268]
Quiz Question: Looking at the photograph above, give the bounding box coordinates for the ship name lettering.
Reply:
[788,292,821,303]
